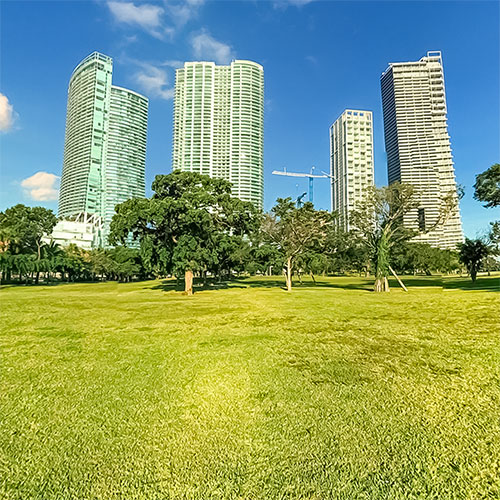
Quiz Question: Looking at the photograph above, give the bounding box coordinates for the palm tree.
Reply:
[41,241,64,282]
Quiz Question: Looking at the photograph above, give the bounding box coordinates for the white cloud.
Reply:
[107,1,167,38]
[170,0,205,27]
[161,60,184,69]
[107,0,205,39]
[21,172,60,201]
[0,93,15,132]
[191,31,235,65]
[134,63,174,100]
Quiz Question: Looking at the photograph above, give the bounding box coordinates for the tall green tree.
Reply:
[40,240,64,282]
[474,164,500,208]
[0,204,57,257]
[351,183,460,291]
[350,183,418,292]
[458,238,491,282]
[0,204,58,284]
[261,198,333,292]
[110,171,258,295]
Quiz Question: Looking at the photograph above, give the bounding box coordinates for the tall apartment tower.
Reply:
[381,51,463,249]
[330,110,374,230]
[172,60,264,210]
[58,52,148,246]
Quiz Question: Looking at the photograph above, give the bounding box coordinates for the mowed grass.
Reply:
[1,275,499,499]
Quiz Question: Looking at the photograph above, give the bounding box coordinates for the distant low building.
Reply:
[43,213,103,250]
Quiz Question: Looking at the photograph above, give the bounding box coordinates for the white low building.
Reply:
[43,213,103,250]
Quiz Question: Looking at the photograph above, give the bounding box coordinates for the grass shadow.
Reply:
[149,277,249,293]
[443,275,500,292]
[234,276,375,291]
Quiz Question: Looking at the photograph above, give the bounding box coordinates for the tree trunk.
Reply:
[286,257,292,292]
[374,276,390,292]
[310,272,316,284]
[185,269,194,295]
[35,241,41,285]
[471,267,477,282]
[373,233,390,292]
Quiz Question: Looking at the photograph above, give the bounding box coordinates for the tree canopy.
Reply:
[459,238,491,282]
[261,198,333,291]
[474,163,500,208]
[109,171,258,294]
[0,204,57,257]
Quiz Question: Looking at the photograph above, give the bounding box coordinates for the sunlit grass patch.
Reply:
[1,276,499,499]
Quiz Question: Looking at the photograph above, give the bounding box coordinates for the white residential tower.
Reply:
[380,51,463,249]
[330,109,374,230]
[172,60,264,210]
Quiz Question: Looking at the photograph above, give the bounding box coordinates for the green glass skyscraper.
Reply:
[173,60,264,210]
[58,52,148,246]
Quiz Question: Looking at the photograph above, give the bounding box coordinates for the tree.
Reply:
[351,182,461,291]
[60,244,89,282]
[108,246,141,282]
[261,198,333,291]
[89,248,115,280]
[350,183,418,292]
[247,241,283,276]
[458,238,491,282]
[391,242,460,275]
[110,171,258,295]
[40,240,64,282]
[0,204,57,284]
[0,204,57,256]
[474,164,500,208]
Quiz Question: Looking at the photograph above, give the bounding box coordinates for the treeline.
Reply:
[1,170,498,290]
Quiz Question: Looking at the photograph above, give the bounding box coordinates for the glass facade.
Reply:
[58,52,148,247]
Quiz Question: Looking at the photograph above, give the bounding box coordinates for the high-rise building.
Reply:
[330,109,374,230]
[380,51,463,249]
[58,52,148,246]
[172,60,264,210]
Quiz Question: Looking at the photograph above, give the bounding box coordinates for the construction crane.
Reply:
[296,192,307,208]
[272,166,328,203]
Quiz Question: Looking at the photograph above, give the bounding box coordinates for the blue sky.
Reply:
[1,0,498,237]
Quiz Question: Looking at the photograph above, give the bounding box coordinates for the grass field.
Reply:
[1,275,499,499]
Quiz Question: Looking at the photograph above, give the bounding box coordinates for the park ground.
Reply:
[1,275,499,499]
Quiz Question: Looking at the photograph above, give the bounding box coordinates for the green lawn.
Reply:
[1,275,499,499]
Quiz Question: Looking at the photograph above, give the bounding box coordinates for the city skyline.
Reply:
[1,1,498,239]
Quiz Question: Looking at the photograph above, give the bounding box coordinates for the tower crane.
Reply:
[271,166,328,203]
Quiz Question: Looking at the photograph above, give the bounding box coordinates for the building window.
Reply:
[418,207,426,232]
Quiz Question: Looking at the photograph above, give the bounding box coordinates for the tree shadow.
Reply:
[149,277,249,293]
[443,275,500,292]
[233,276,375,291]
